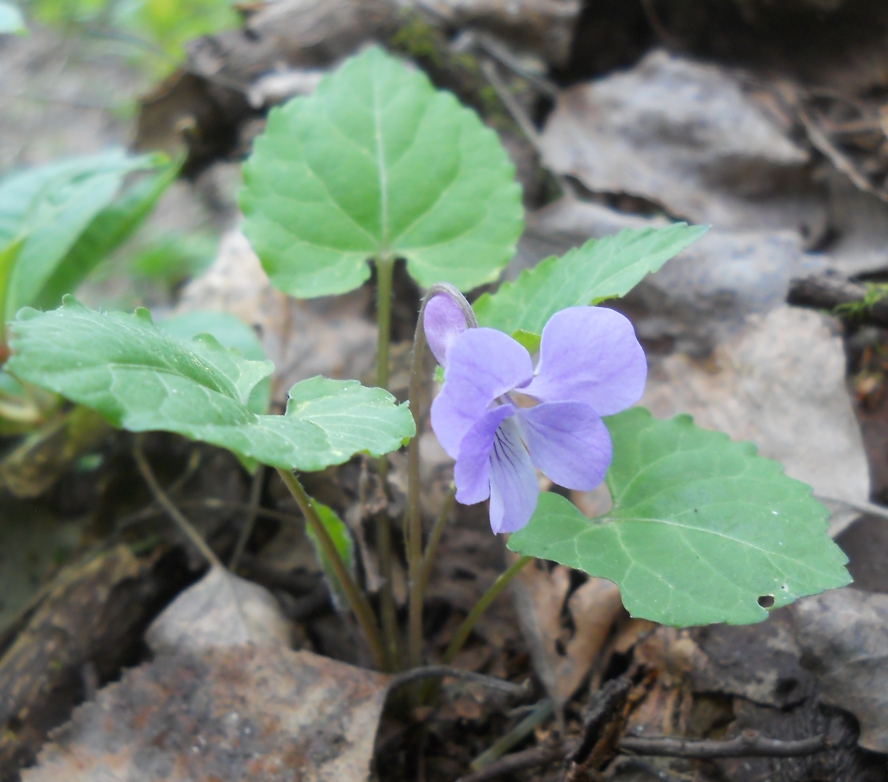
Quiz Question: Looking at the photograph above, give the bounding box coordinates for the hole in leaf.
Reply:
[758,595,775,608]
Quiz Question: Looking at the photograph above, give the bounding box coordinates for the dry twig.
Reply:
[619,731,829,759]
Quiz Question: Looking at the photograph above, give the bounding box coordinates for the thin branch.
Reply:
[387,666,530,697]
[118,497,305,529]
[229,464,266,570]
[479,59,575,199]
[816,495,888,524]
[454,741,563,782]
[466,31,558,98]
[452,730,829,782]
[618,731,829,759]
[640,0,685,49]
[442,556,532,665]
[797,103,888,204]
[133,444,222,569]
[470,699,553,771]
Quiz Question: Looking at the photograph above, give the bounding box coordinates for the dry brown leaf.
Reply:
[793,587,888,754]
[511,561,622,712]
[540,50,825,235]
[690,611,817,709]
[415,0,581,67]
[23,646,390,782]
[626,628,705,738]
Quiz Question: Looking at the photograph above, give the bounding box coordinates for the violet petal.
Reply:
[523,307,646,416]
[453,405,515,505]
[488,417,539,534]
[423,293,468,368]
[517,401,612,490]
[431,328,533,458]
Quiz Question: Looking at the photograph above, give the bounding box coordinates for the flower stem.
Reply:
[406,296,428,669]
[374,254,400,669]
[276,467,388,671]
[441,555,532,665]
[407,284,478,670]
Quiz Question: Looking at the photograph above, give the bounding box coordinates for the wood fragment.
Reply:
[618,730,829,758]
[788,274,888,328]
[0,546,189,780]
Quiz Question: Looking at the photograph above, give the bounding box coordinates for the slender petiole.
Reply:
[276,467,388,671]
[373,253,399,668]
[407,284,478,669]
[441,556,533,665]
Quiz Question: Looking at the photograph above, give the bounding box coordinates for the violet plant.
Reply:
[3,47,850,673]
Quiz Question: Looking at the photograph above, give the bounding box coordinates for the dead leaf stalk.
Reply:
[441,555,533,665]
[118,497,305,529]
[479,59,575,199]
[388,665,530,696]
[454,740,565,782]
[819,495,888,524]
[276,467,388,671]
[229,464,266,571]
[452,730,828,782]
[133,443,223,570]
[418,483,456,597]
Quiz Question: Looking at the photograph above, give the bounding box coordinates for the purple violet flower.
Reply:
[425,295,647,534]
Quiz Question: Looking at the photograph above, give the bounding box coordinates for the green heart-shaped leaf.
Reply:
[240,46,523,297]
[508,407,850,626]
[6,298,415,470]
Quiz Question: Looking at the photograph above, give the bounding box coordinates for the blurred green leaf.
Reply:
[304,500,354,613]
[27,0,238,61]
[32,157,180,310]
[0,150,167,319]
[127,231,216,284]
[0,2,26,34]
